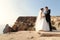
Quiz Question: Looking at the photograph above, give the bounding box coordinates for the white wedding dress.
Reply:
[34,10,50,32]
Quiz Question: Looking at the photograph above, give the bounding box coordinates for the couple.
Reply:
[34,6,52,32]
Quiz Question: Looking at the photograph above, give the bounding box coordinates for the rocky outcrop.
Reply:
[3,24,12,33]
[12,16,36,31]
[3,16,60,33]
[12,16,60,31]
[51,16,60,30]
[3,24,17,33]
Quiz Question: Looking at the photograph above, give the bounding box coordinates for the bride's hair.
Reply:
[40,8,44,11]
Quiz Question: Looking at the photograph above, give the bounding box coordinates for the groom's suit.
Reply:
[45,9,52,31]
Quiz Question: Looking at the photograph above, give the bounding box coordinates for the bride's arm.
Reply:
[41,12,45,18]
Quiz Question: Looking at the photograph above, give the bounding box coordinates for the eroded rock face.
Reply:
[12,16,36,31]
[51,16,60,30]
[3,24,12,33]
[3,24,18,33]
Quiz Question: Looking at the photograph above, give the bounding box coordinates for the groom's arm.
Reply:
[47,9,51,15]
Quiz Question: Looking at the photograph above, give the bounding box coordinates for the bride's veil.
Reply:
[34,10,42,29]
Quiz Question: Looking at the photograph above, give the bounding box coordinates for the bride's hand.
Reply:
[42,16,45,18]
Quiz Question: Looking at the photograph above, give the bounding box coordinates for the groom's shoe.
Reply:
[50,29,52,31]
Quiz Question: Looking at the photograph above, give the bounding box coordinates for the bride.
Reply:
[34,8,50,32]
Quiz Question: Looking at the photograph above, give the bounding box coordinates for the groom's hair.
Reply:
[45,6,48,9]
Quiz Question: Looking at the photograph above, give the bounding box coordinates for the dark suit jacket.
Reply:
[45,9,51,22]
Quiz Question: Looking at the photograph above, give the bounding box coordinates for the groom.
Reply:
[45,6,52,31]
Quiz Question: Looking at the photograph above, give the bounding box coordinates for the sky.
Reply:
[0,0,60,34]
[0,0,60,28]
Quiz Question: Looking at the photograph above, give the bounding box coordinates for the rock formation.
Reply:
[3,24,12,33]
[51,16,60,30]
[3,24,17,33]
[3,16,60,33]
[12,16,36,31]
[12,16,60,31]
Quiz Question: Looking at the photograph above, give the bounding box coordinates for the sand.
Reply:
[0,31,60,40]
